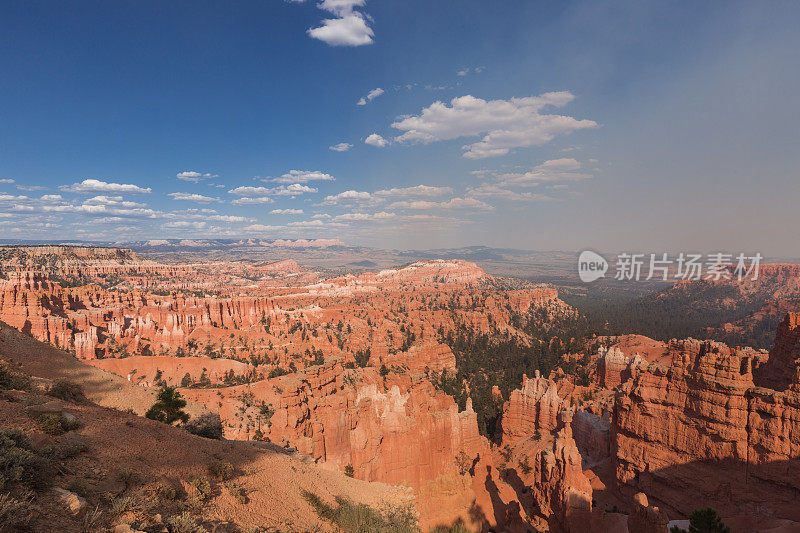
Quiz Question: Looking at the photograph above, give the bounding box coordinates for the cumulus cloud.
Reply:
[84,195,147,207]
[60,179,152,194]
[365,133,389,147]
[176,171,218,182]
[228,184,317,198]
[307,0,374,47]
[391,92,598,159]
[0,179,14,184]
[319,190,374,206]
[231,197,274,205]
[375,185,453,198]
[329,142,353,152]
[389,197,493,211]
[357,87,384,106]
[495,158,592,187]
[244,224,284,232]
[333,211,395,221]
[164,220,207,229]
[270,170,335,184]
[466,184,555,202]
[167,192,220,203]
[271,208,304,215]
[208,214,254,222]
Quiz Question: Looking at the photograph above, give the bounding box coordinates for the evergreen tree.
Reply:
[145,386,189,425]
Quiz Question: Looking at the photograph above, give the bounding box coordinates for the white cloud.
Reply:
[271,208,304,215]
[84,195,147,207]
[40,195,63,201]
[457,66,485,77]
[271,170,335,184]
[228,186,273,197]
[231,197,274,205]
[329,142,353,152]
[0,179,14,184]
[168,192,220,203]
[164,220,207,229]
[177,171,218,182]
[365,133,389,147]
[61,179,152,194]
[391,92,598,159]
[208,215,254,222]
[334,211,395,221]
[229,184,317,197]
[375,185,453,198]
[275,184,317,195]
[495,158,592,187]
[357,87,384,106]
[319,190,374,205]
[466,184,554,202]
[307,1,374,47]
[389,197,493,211]
[244,224,284,232]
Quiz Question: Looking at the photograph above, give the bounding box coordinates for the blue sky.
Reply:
[1,1,799,255]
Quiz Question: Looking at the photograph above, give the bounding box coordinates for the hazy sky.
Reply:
[1,1,798,255]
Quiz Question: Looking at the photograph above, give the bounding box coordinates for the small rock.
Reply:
[61,412,78,426]
[4,389,28,402]
[111,525,146,533]
[26,400,64,416]
[53,487,87,515]
[28,431,55,451]
[96,478,126,496]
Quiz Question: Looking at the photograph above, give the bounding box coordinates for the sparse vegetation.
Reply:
[36,413,80,435]
[302,490,418,533]
[166,512,208,533]
[344,464,355,478]
[0,361,30,391]
[0,491,33,531]
[208,460,235,481]
[185,413,223,439]
[47,379,86,403]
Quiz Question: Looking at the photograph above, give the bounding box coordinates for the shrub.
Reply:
[109,495,137,517]
[37,414,80,436]
[185,413,223,440]
[68,479,89,498]
[518,454,532,475]
[670,507,731,533]
[0,492,33,530]
[224,481,249,504]
[207,460,234,481]
[302,490,418,533]
[166,512,208,533]
[189,476,213,501]
[47,379,86,403]
[0,361,30,391]
[455,451,471,476]
[116,468,141,489]
[344,464,354,478]
[0,429,53,490]
[145,386,189,425]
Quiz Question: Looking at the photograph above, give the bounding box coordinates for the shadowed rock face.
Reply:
[613,325,800,519]
[754,312,800,390]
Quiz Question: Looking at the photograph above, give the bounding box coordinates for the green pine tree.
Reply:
[145,386,189,425]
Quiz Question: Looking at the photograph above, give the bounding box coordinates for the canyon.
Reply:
[1,245,799,532]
